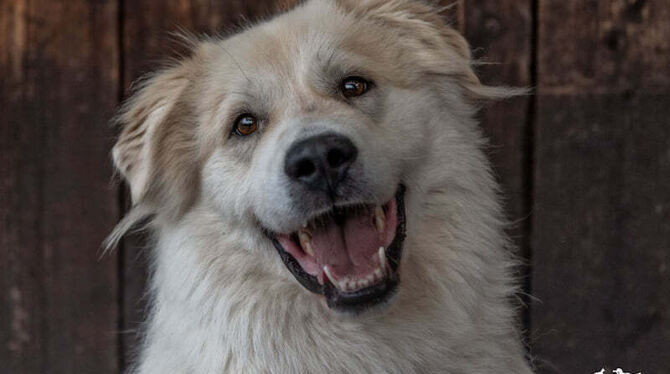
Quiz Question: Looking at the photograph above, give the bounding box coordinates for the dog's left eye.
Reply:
[341,77,370,98]
[233,114,258,136]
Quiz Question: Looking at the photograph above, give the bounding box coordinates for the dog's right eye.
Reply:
[341,76,370,98]
[233,114,258,136]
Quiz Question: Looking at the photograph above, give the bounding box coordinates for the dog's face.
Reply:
[112,0,489,313]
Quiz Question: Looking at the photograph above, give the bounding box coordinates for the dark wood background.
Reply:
[1,0,668,373]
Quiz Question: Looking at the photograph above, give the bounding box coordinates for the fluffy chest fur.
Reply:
[135,191,530,373]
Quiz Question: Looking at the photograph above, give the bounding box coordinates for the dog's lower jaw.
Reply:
[134,206,533,374]
[267,185,407,314]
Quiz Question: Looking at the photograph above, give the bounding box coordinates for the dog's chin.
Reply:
[264,185,406,314]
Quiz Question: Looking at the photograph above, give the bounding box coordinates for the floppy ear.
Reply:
[112,65,190,203]
[337,0,521,100]
[106,54,203,248]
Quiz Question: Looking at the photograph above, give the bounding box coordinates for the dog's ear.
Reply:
[336,0,521,100]
[107,45,207,248]
[113,64,191,204]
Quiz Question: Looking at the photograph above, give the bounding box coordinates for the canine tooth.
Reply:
[374,268,383,280]
[374,205,385,233]
[323,266,338,285]
[304,242,314,257]
[378,246,387,272]
[298,230,314,256]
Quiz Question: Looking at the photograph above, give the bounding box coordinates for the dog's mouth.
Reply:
[268,185,406,313]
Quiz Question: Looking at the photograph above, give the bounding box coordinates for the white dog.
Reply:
[107,0,533,372]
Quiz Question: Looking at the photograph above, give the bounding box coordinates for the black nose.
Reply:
[284,133,358,192]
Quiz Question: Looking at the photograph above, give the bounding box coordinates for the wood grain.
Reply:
[464,0,532,231]
[533,93,670,373]
[463,0,533,336]
[0,0,119,372]
[538,0,670,94]
[532,1,670,372]
[4,0,661,372]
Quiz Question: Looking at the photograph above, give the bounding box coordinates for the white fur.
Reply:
[110,1,534,372]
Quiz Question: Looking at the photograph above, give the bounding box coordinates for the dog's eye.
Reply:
[341,77,370,98]
[233,114,258,136]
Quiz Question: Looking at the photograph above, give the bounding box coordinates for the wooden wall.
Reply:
[1,0,667,372]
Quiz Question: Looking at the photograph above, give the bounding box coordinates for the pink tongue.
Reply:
[310,211,381,279]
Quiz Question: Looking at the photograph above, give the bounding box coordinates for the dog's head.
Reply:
[109,0,509,314]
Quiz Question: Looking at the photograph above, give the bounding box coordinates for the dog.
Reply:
[106,0,533,372]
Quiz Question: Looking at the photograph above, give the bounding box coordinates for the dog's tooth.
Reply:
[323,266,338,286]
[374,205,385,233]
[378,246,387,272]
[374,268,383,280]
[298,230,314,256]
[304,242,315,257]
[366,273,376,283]
[358,279,370,288]
[340,280,349,292]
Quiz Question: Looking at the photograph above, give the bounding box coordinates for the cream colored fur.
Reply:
[107,0,534,372]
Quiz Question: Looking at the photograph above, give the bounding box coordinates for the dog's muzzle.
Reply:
[264,133,407,313]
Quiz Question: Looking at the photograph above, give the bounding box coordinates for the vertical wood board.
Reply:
[0,0,120,372]
[532,1,670,372]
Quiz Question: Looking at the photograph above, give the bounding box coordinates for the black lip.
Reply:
[268,185,407,312]
[324,273,399,313]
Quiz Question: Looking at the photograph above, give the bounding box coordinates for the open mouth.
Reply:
[268,185,406,313]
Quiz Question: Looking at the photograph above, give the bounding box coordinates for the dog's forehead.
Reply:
[208,4,395,94]
[227,24,341,77]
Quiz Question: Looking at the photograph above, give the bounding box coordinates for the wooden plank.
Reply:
[532,1,670,372]
[119,0,299,369]
[463,0,532,238]
[122,0,301,85]
[462,0,533,332]
[533,93,670,373]
[538,0,670,94]
[0,0,119,373]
